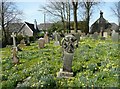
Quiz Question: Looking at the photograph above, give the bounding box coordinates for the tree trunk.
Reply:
[1,2,8,46]
[61,16,66,33]
[72,0,78,33]
[68,2,71,33]
[73,6,78,33]
[86,8,90,34]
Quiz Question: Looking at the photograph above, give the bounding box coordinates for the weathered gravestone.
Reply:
[11,32,16,47]
[18,39,26,49]
[44,32,49,43]
[112,30,119,42]
[54,31,60,46]
[73,33,80,42]
[112,30,120,48]
[57,34,78,78]
[103,32,108,38]
[92,32,98,40]
[11,32,19,64]
[38,38,45,48]
[12,47,19,64]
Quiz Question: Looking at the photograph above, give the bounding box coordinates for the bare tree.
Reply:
[80,0,100,34]
[72,0,78,33]
[42,1,67,32]
[111,1,120,27]
[0,0,22,46]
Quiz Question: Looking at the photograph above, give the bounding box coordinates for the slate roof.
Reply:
[8,23,23,33]
[8,21,40,33]
[110,23,119,31]
[90,11,111,33]
[25,22,39,32]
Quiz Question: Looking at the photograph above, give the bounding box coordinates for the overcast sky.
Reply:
[15,1,119,26]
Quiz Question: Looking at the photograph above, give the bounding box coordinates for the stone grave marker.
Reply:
[112,30,119,42]
[57,34,78,78]
[44,32,49,43]
[103,32,108,38]
[11,32,19,64]
[18,39,26,49]
[54,31,60,46]
[38,38,45,48]
[74,33,80,42]
[11,32,16,47]
[12,47,19,64]
[92,32,98,40]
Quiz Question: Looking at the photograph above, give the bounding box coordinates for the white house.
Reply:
[9,20,39,37]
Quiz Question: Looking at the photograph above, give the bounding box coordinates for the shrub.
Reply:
[16,35,24,44]
[29,36,35,42]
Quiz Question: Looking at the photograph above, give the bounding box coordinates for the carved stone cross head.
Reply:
[61,34,78,53]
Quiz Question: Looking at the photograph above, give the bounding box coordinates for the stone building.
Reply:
[90,11,111,36]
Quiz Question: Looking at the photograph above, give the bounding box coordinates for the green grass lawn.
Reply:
[1,37,120,89]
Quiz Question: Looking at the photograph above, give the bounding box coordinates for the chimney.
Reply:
[100,10,103,18]
[34,19,37,30]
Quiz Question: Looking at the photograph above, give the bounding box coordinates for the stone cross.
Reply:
[12,47,19,64]
[11,32,16,47]
[57,34,78,78]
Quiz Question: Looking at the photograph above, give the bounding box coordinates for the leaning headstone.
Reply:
[44,32,49,43]
[38,38,45,48]
[54,31,60,46]
[57,34,78,78]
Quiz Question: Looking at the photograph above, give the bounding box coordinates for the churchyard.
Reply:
[1,34,120,88]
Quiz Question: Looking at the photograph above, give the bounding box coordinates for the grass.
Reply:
[0,37,120,88]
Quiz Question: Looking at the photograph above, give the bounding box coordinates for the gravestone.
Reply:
[92,32,98,40]
[18,39,26,49]
[11,32,19,64]
[57,34,78,78]
[74,33,80,42]
[44,32,49,43]
[11,32,16,47]
[38,38,45,48]
[112,30,119,42]
[12,47,19,64]
[103,32,107,38]
[54,31,60,46]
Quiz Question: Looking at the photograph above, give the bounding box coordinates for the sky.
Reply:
[15,1,119,26]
